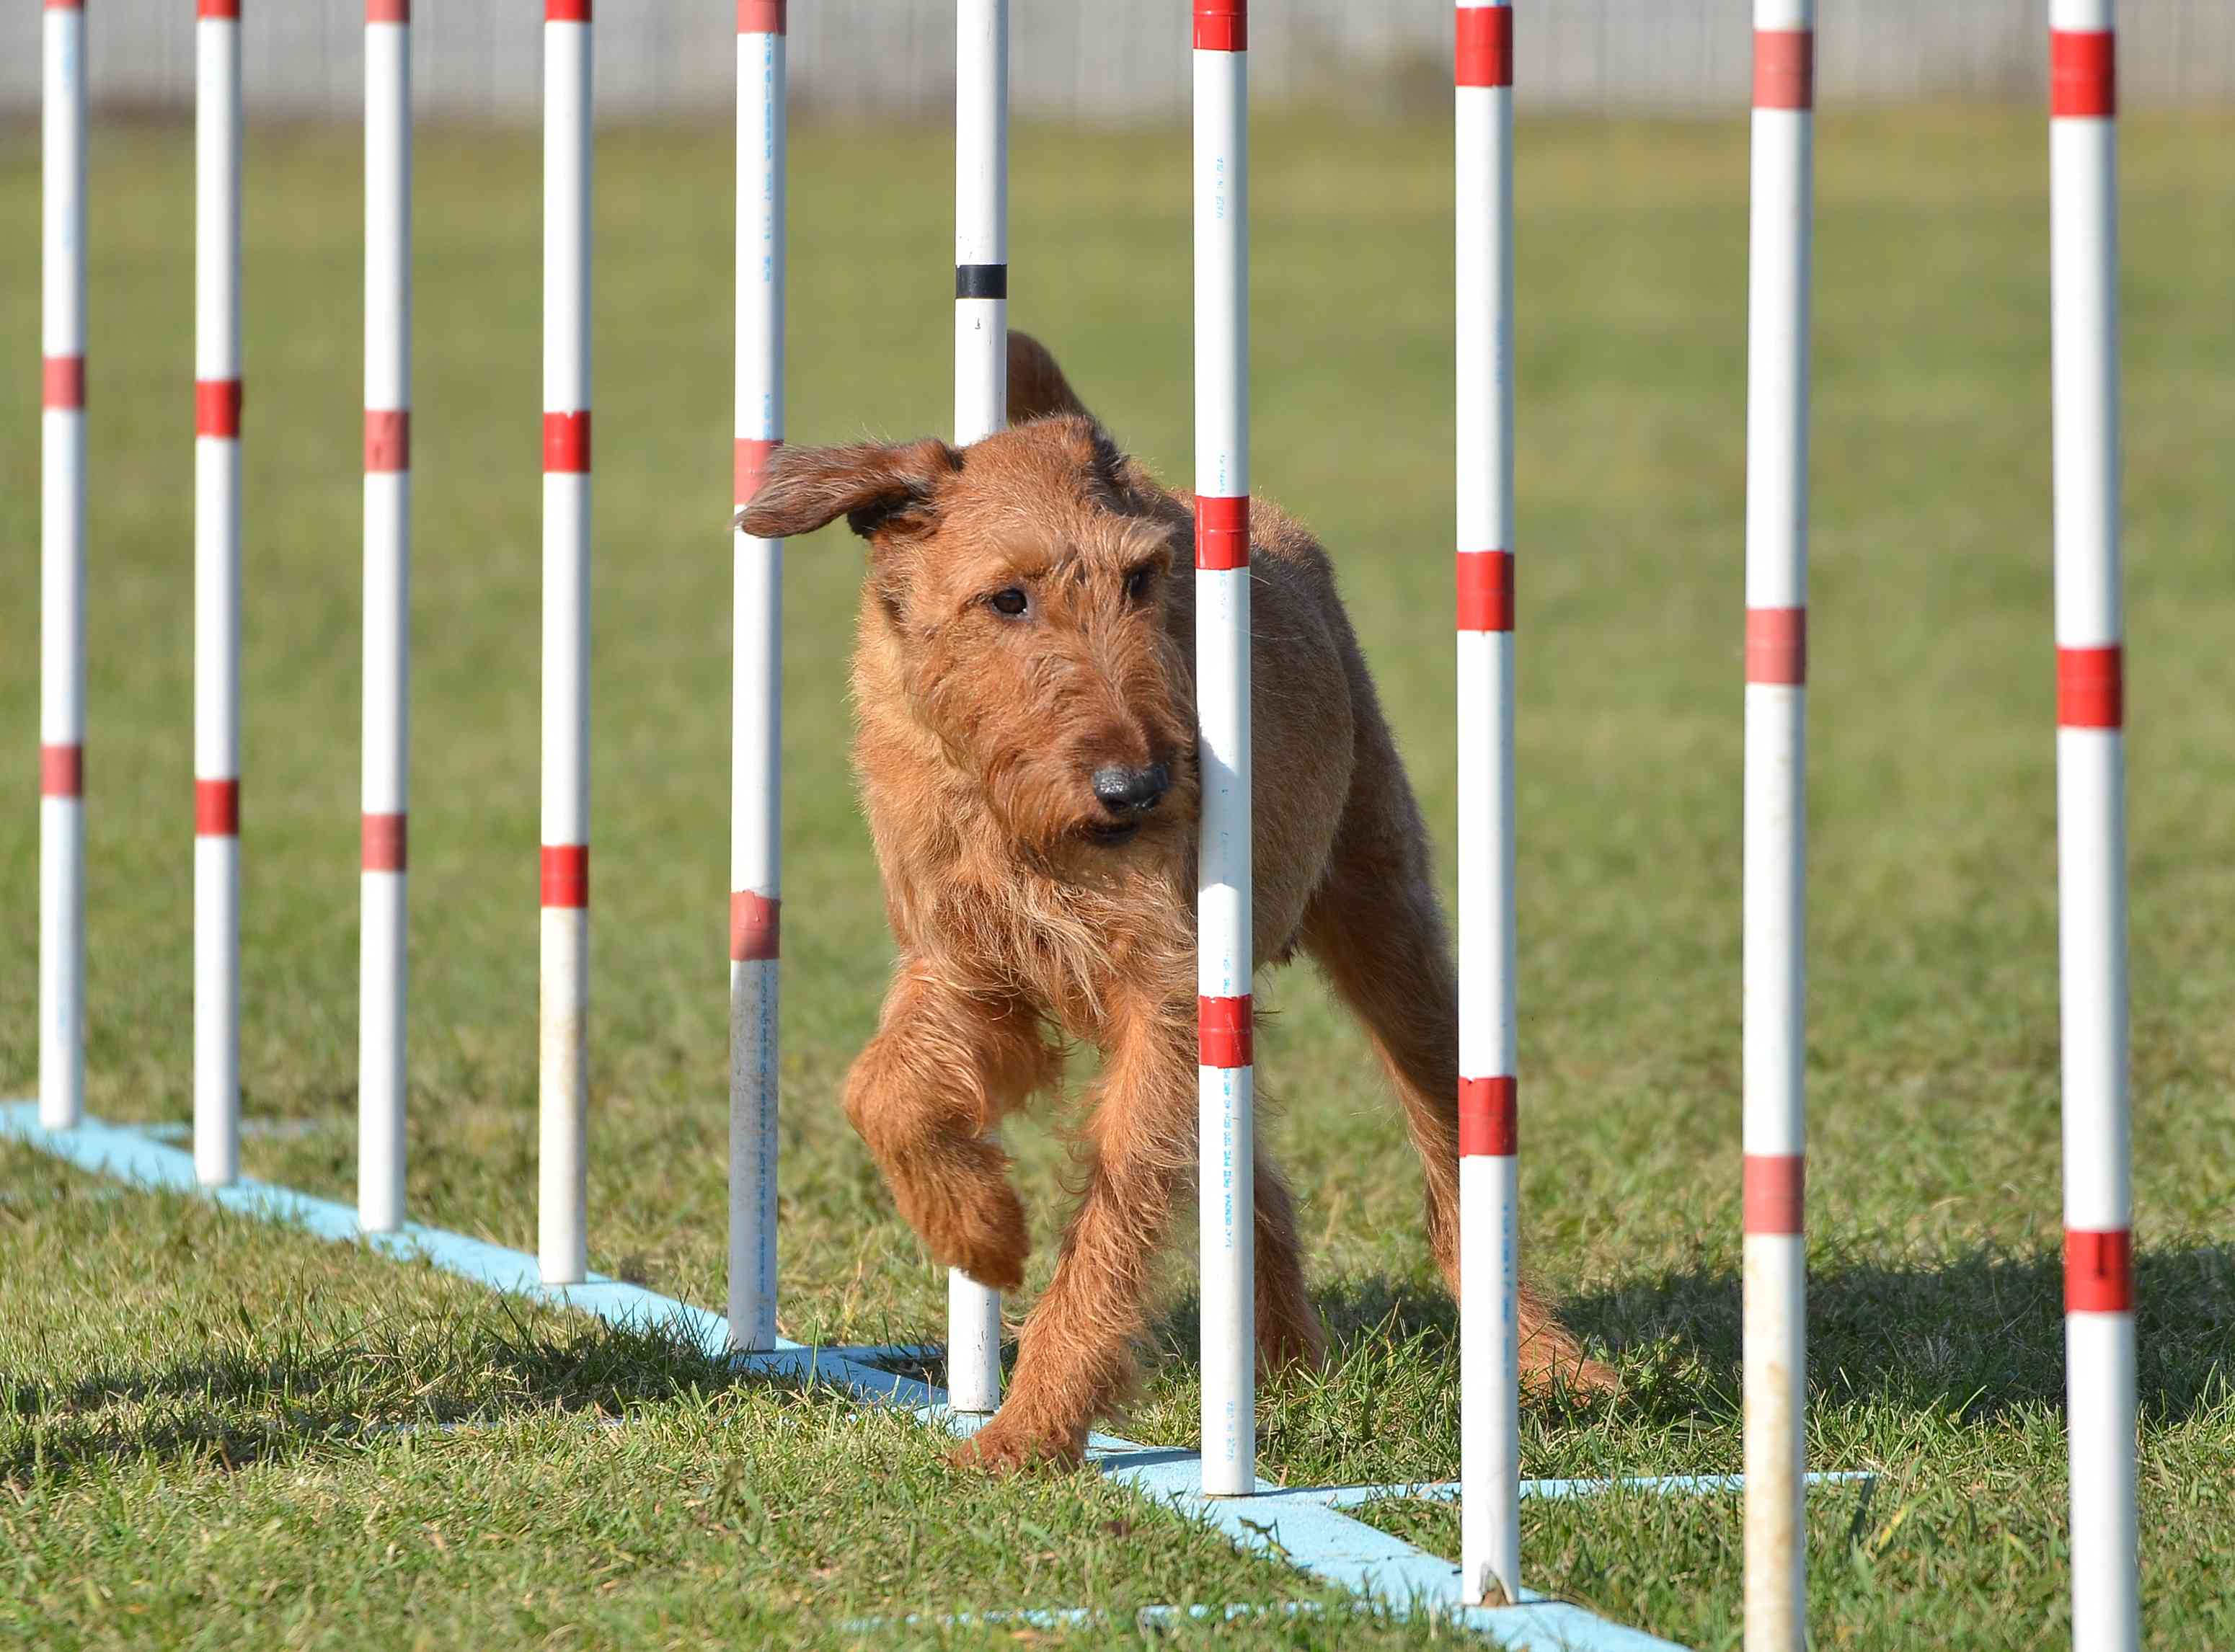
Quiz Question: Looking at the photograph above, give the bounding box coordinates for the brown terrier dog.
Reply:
[736,334,1606,1472]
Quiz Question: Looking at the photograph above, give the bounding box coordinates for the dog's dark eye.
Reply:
[988,587,1029,618]
[1124,565,1155,603]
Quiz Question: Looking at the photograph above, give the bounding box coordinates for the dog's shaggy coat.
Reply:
[737,336,1604,1471]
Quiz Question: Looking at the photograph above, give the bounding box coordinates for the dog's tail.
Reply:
[1006,331,1092,424]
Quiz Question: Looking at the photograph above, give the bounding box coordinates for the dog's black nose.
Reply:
[1092,763,1170,814]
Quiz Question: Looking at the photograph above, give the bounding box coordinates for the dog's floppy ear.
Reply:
[732,438,962,543]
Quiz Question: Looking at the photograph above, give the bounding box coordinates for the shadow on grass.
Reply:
[1563,1239,2233,1426]
[1160,1240,2230,1430]
[0,1301,829,1491]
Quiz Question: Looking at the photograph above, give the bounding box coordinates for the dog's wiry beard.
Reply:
[979,750,1107,869]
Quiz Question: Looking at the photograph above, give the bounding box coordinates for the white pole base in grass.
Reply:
[944,1266,1004,1414]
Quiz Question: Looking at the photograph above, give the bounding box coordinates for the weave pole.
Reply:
[1454,0,1520,1609]
[195,0,244,1189]
[39,0,88,1133]
[944,0,1009,1417]
[2049,6,2139,1649]
[1192,0,1254,1498]
[1741,5,1813,1649]
[359,0,412,1233]
[729,0,787,1356]
[540,0,593,1286]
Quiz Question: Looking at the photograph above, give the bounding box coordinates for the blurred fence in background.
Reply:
[3,1,2230,123]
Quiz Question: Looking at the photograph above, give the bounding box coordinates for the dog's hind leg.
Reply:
[844,963,1059,1294]
[1298,715,1614,1395]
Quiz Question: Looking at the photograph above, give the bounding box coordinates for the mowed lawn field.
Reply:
[4,107,2234,1650]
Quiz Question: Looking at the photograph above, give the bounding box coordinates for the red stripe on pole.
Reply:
[734,437,782,506]
[366,0,409,20]
[1199,995,1253,1069]
[362,812,408,872]
[2066,1228,2133,1313]
[545,0,590,20]
[2050,30,2116,119]
[40,745,84,799]
[541,845,590,909]
[1458,1075,1517,1158]
[196,779,240,838]
[44,1,87,11]
[737,0,785,33]
[198,0,241,17]
[1455,6,1513,89]
[1745,606,1807,686]
[1743,1153,1805,1235]
[1456,551,1514,633]
[543,412,591,474]
[43,356,85,410]
[196,380,243,439]
[1192,1,1245,53]
[1753,30,1814,110]
[365,410,410,474]
[1195,494,1249,570]
[730,892,781,962]
[2058,645,2123,729]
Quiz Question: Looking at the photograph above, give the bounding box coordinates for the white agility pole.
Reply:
[2049,6,2139,1650]
[1741,6,1813,1651]
[729,0,787,1356]
[540,0,593,1285]
[40,0,88,1133]
[360,0,412,1234]
[945,0,1009,1417]
[1192,0,1254,1499]
[195,0,244,1189]
[1454,0,1520,1609]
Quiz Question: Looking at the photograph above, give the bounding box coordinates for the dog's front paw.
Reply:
[950,1415,1085,1476]
[924,1180,1030,1293]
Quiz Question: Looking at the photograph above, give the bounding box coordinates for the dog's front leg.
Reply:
[952,1011,1195,1473]
[844,962,1056,1294]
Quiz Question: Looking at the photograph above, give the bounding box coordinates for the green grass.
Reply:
[3,106,2233,1649]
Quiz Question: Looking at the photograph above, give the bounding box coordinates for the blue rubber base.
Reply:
[1,1101,1753,1650]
